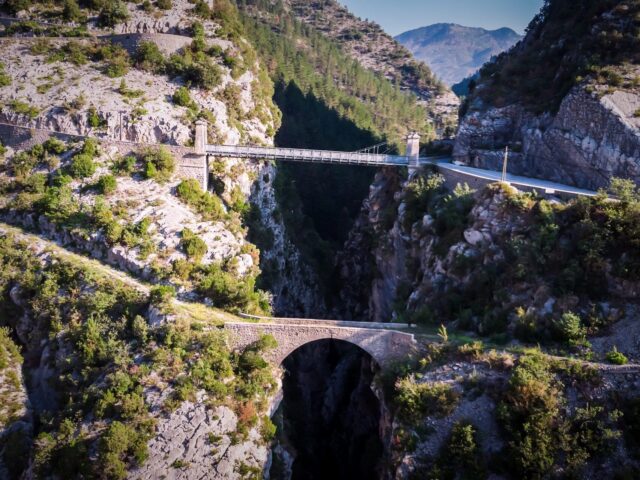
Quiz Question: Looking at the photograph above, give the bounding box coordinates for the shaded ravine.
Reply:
[259,83,391,480]
[270,340,385,480]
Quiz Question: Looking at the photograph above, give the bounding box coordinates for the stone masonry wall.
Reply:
[225,322,417,367]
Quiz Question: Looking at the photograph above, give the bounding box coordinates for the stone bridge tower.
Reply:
[406,132,420,173]
[177,119,209,191]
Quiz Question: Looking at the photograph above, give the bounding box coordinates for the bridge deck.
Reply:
[206,145,411,166]
[238,313,414,330]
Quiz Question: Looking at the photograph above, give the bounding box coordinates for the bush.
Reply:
[88,107,105,129]
[96,174,117,195]
[112,155,136,176]
[172,86,196,109]
[554,311,587,346]
[141,147,175,183]
[149,285,176,306]
[156,0,172,10]
[180,228,207,261]
[606,346,628,365]
[98,421,150,480]
[175,179,225,221]
[196,263,270,314]
[431,421,486,479]
[9,99,40,119]
[498,353,561,478]
[394,377,459,423]
[62,0,85,22]
[260,415,276,442]
[0,62,11,87]
[98,1,130,28]
[43,138,67,155]
[134,41,165,73]
[69,154,96,179]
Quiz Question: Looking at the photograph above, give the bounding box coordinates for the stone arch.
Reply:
[225,323,416,368]
[279,335,381,369]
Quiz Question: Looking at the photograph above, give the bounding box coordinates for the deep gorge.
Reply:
[263,82,389,479]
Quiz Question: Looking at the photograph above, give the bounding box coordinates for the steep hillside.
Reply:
[0,226,279,479]
[335,162,640,477]
[239,0,459,140]
[0,1,326,476]
[454,0,640,190]
[0,0,327,316]
[396,23,522,86]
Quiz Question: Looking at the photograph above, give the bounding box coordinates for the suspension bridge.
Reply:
[195,122,597,197]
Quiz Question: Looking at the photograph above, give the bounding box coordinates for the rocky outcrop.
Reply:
[454,85,640,190]
[130,393,269,480]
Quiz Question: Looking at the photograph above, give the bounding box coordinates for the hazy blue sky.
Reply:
[339,0,545,35]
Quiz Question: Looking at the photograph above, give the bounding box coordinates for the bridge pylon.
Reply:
[195,119,207,155]
[406,132,420,174]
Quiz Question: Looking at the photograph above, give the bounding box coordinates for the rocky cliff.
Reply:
[454,0,640,190]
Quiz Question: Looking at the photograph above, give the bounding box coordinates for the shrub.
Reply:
[260,415,276,442]
[98,1,130,28]
[149,285,176,306]
[98,421,149,480]
[554,311,587,346]
[134,41,165,73]
[434,421,486,479]
[117,79,143,98]
[606,346,628,365]
[81,138,99,157]
[111,155,136,176]
[180,228,207,261]
[141,147,175,183]
[43,138,67,155]
[9,99,39,119]
[87,107,105,129]
[62,0,84,22]
[196,263,270,314]
[498,353,561,478]
[69,154,96,179]
[156,0,172,10]
[23,173,47,193]
[394,377,459,423]
[172,86,196,109]
[131,315,148,344]
[175,179,225,221]
[0,62,11,87]
[96,174,117,195]
[10,151,39,179]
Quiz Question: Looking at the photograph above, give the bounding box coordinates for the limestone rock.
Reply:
[454,84,640,190]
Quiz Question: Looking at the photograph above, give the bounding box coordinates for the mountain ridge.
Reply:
[395,22,522,85]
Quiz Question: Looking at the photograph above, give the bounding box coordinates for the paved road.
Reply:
[424,158,598,197]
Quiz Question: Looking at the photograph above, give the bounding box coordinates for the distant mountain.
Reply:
[395,23,522,85]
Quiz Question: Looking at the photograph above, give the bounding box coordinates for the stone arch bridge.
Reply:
[225,317,419,368]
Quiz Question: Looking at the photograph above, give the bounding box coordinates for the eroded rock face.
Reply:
[334,168,404,322]
[454,85,640,190]
[130,394,269,480]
